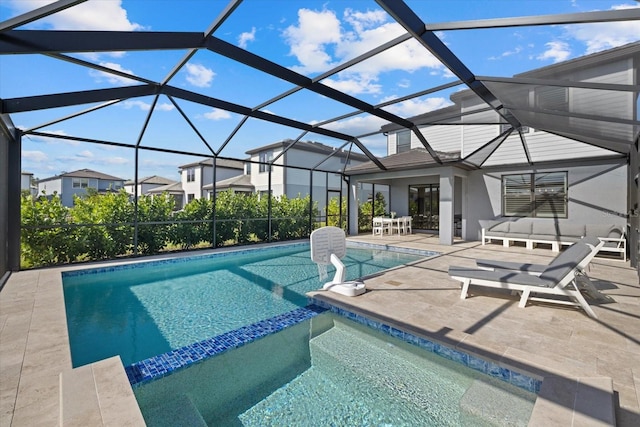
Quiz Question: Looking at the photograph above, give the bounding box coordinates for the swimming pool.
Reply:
[133,311,538,426]
[62,242,431,367]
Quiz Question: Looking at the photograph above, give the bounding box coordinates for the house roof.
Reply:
[245,140,370,163]
[124,175,175,186]
[146,181,183,194]
[178,158,245,170]
[203,174,254,192]
[346,148,461,175]
[37,168,125,183]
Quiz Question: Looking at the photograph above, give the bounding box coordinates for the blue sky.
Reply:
[1,0,638,181]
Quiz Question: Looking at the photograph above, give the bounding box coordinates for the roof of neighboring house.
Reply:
[202,174,254,192]
[37,168,125,183]
[178,158,245,170]
[345,148,461,175]
[245,139,370,162]
[124,175,175,186]
[146,181,183,194]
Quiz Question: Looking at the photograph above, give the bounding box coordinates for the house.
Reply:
[178,158,245,206]
[146,181,184,210]
[245,140,370,211]
[123,175,177,197]
[36,168,125,207]
[20,172,35,196]
[346,42,637,245]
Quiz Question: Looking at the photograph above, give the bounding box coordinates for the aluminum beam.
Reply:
[0,0,87,32]
[1,85,158,113]
[376,0,520,129]
[425,9,640,31]
[0,30,205,54]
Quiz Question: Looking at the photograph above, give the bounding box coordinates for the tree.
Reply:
[136,194,174,255]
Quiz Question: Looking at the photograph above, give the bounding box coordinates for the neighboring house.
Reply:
[123,175,176,197]
[36,168,125,207]
[146,181,184,210]
[178,158,244,206]
[20,171,35,195]
[203,173,254,195]
[346,43,637,244]
[245,140,370,211]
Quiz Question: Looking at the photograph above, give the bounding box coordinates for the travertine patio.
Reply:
[1,234,638,426]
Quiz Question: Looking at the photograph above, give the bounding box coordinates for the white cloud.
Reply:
[537,41,571,63]
[89,62,138,85]
[103,157,129,165]
[238,27,257,49]
[321,114,387,137]
[5,0,143,31]
[185,63,215,87]
[283,8,342,73]
[202,109,231,120]
[488,46,523,61]
[77,150,94,159]
[283,7,446,95]
[22,150,48,162]
[385,97,453,118]
[323,75,382,95]
[24,129,79,146]
[121,100,175,111]
[564,4,640,54]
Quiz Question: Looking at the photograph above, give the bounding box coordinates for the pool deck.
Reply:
[1,234,639,426]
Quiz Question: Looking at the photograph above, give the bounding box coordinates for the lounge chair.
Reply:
[474,237,609,301]
[448,239,600,318]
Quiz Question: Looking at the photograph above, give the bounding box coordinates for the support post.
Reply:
[439,168,454,245]
[7,128,21,271]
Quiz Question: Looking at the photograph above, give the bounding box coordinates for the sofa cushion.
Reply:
[585,224,622,239]
[508,220,532,235]
[531,221,560,236]
[557,223,585,238]
[488,222,510,232]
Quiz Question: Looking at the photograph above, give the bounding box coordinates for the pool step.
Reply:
[143,393,207,427]
[459,379,538,426]
[528,376,616,426]
[310,321,536,426]
[59,356,145,426]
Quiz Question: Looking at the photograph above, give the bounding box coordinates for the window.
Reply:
[396,130,411,153]
[502,172,567,218]
[536,86,568,110]
[259,150,273,173]
[186,168,195,182]
[72,178,90,189]
[187,193,195,203]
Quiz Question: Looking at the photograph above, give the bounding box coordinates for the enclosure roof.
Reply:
[1,0,638,177]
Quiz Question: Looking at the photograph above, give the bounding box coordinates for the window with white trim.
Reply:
[186,168,195,182]
[396,130,411,153]
[259,150,273,172]
[536,86,568,110]
[72,178,92,189]
[502,172,567,218]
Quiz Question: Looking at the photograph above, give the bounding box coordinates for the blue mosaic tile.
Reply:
[126,304,327,387]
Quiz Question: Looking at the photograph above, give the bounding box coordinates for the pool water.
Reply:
[62,243,426,367]
[134,314,537,426]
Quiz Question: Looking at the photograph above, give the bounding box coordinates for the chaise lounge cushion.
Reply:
[538,242,592,286]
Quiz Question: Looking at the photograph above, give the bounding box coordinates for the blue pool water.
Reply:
[134,312,538,426]
[62,243,428,367]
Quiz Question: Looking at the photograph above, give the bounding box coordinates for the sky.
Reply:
[1,0,638,181]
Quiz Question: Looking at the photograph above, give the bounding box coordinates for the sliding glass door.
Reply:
[409,184,439,231]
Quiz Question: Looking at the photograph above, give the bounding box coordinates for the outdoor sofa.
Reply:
[480,219,626,261]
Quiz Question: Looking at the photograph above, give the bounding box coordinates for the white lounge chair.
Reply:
[474,237,609,301]
[448,239,600,318]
